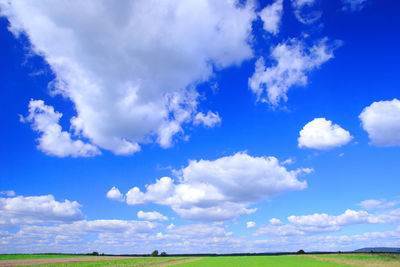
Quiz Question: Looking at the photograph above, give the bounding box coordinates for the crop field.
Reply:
[0,254,399,266]
[0,256,198,266]
[309,253,400,267]
[176,255,351,266]
[0,254,91,260]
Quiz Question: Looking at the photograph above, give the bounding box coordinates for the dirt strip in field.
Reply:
[305,255,400,267]
[151,257,201,267]
[0,256,141,267]
[99,257,201,267]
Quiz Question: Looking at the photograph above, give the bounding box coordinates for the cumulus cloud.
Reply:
[358,199,398,210]
[193,111,221,128]
[288,209,370,228]
[247,221,257,229]
[342,0,368,11]
[359,99,400,147]
[112,152,309,221]
[269,218,282,225]
[298,118,353,150]
[255,223,312,236]
[2,195,400,254]
[20,99,100,157]
[154,223,239,253]
[106,187,124,202]
[291,0,322,24]
[256,207,400,237]
[251,226,400,253]
[288,208,400,228]
[1,0,256,156]
[0,193,162,254]
[0,219,157,254]
[258,0,283,35]
[166,223,232,239]
[249,38,338,106]
[5,219,400,254]
[66,219,156,234]
[1,219,238,254]
[0,194,84,227]
[137,211,168,221]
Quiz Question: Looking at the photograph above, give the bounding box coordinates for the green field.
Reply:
[176,256,352,267]
[311,253,400,266]
[0,255,351,266]
[0,254,90,260]
[315,253,400,261]
[16,257,197,267]
[1,253,400,266]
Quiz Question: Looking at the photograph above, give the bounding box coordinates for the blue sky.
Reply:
[1,0,400,254]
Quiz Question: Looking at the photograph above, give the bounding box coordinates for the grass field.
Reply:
[0,254,90,260]
[0,256,198,266]
[1,253,399,266]
[310,253,400,266]
[60,257,197,266]
[176,255,352,266]
[315,253,400,261]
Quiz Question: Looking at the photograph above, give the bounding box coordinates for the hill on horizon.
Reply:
[354,247,400,253]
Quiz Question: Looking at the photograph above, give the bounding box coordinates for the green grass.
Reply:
[174,255,352,266]
[0,254,90,260]
[316,253,400,261]
[23,257,195,266]
[3,254,399,266]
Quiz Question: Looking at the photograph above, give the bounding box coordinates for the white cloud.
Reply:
[1,0,256,155]
[5,218,400,254]
[249,38,337,106]
[298,118,353,150]
[0,190,15,197]
[259,0,283,35]
[156,223,240,253]
[256,207,400,238]
[281,158,294,165]
[137,211,168,221]
[20,99,100,157]
[360,199,383,210]
[193,111,221,128]
[288,208,400,230]
[0,194,84,227]
[72,219,156,234]
[114,152,309,221]
[369,209,400,224]
[251,226,400,252]
[358,199,398,210]
[247,221,257,229]
[125,187,146,205]
[166,223,175,230]
[0,219,157,254]
[342,0,368,11]
[359,99,400,147]
[166,223,231,239]
[106,187,124,202]
[288,209,370,228]
[291,0,322,24]
[2,195,400,254]
[156,232,163,238]
[269,218,282,225]
[255,223,312,236]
